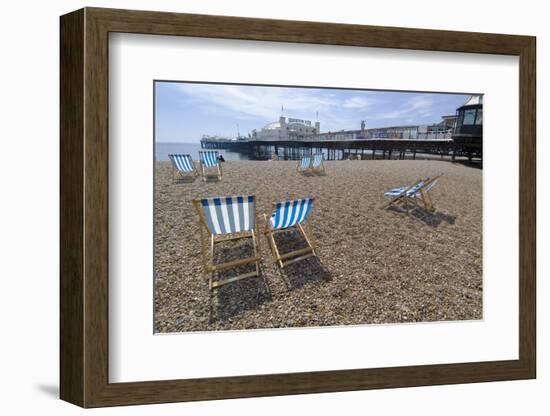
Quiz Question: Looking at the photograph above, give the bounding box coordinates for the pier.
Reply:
[200,138,477,161]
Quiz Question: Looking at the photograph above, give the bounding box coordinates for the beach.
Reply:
[154,159,482,332]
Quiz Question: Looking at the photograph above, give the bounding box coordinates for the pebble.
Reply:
[154,160,483,332]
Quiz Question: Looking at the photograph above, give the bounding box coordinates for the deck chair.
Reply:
[168,153,198,182]
[198,150,222,181]
[311,153,325,174]
[264,198,317,268]
[192,195,261,290]
[296,155,312,175]
[383,175,441,213]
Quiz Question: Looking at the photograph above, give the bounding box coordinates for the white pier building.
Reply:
[252,116,320,141]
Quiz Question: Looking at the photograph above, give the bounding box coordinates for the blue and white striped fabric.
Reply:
[199,196,254,235]
[423,178,439,193]
[384,178,428,198]
[299,156,311,170]
[312,153,323,168]
[269,198,314,230]
[168,154,194,172]
[199,151,219,168]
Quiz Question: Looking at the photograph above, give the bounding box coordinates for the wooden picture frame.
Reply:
[60,7,536,408]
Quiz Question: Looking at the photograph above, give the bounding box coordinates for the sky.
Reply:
[155,82,472,143]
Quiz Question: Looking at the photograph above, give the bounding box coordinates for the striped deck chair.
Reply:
[198,150,222,181]
[383,175,441,213]
[311,153,325,174]
[296,155,312,175]
[192,195,261,290]
[168,153,197,182]
[263,198,317,268]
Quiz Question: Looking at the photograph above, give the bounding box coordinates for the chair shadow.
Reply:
[211,273,272,323]
[280,256,332,290]
[209,239,272,322]
[203,175,221,183]
[174,176,198,184]
[272,229,332,290]
[412,210,456,227]
[387,204,456,228]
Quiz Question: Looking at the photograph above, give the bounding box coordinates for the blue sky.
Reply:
[155,82,471,143]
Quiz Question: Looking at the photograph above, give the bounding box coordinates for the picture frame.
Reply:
[60,7,536,408]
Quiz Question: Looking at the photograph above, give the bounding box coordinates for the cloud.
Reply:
[174,83,337,122]
[341,96,372,109]
[173,83,380,132]
[160,83,463,136]
[377,95,434,120]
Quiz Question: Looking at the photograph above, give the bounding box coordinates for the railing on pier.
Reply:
[200,134,478,161]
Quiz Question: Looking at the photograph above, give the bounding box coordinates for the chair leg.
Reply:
[205,232,262,290]
[198,225,214,287]
[265,222,316,269]
[407,197,419,214]
[420,192,429,211]
[208,234,215,288]
[414,191,435,213]
[208,289,215,323]
[381,194,405,210]
[263,214,283,268]
[425,192,435,212]
[270,231,283,268]
[173,168,184,184]
[251,229,261,277]
[297,223,316,256]
[174,170,195,183]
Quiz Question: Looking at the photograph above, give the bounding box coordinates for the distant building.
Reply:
[316,130,362,141]
[452,95,483,159]
[206,112,459,145]
[252,116,320,141]
[454,95,482,137]
[367,125,420,140]
[440,114,458,129]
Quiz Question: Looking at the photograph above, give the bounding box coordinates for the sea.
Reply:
[155,142,249,162]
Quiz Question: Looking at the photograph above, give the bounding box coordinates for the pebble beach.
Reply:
[154,159,482,333]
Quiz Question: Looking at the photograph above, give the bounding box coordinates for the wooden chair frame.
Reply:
[384,175,441,214]
[263,200,317,268]
[192,198,261,290]
[199,153,223,182]
[171,159,199,183]
[311,154,326,175]
[296,156,313,175]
